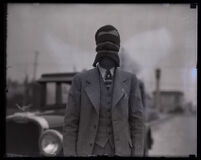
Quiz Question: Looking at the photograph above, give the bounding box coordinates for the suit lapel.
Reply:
[112,69,128,109]
[84,68,128,114]
[85,68,100,115]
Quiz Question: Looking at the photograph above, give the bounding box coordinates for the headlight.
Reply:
[39,129,63,156]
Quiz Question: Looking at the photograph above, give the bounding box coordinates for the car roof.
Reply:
[37,72,77,83]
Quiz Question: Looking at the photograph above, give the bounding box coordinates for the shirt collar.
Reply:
[97,63,115,79]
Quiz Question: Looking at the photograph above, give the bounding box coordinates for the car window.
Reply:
[61,83,71,104]
[46,83,56,105]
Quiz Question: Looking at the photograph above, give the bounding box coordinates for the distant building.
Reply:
[153,91,185,113]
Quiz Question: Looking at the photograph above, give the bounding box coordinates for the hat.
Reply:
[93,25,120,67]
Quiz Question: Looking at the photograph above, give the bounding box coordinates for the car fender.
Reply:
[7,112,49,131]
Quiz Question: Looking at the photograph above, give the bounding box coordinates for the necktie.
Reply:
[104,70,112,90]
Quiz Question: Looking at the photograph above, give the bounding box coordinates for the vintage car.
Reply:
[6,72,153,157]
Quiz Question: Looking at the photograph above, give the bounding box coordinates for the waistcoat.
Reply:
[94,71,115,148]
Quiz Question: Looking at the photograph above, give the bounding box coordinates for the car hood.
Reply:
[7,111,64,129]
[41,115,64,128]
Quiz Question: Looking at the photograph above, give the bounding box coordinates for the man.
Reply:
[63,25,145,156]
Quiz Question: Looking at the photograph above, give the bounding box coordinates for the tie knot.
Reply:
[105,70,112,80]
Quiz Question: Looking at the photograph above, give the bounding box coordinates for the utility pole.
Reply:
[155,68,161,112]
[73,65,77,72]
[23,73,29,106]
[33,51,39,81]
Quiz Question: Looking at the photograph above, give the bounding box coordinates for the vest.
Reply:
[94,71,115,148]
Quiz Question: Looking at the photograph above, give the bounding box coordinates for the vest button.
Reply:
[107,101,111,105]
[89,143,93,147]
[93,125,97,129]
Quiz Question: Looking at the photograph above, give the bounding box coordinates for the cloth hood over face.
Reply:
[93,25,120,67]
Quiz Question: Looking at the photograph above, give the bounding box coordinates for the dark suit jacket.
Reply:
[63,67,145,156]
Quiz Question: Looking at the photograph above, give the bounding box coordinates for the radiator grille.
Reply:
[6,120,41,157]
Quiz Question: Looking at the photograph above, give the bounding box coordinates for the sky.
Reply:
[6,4,197,105]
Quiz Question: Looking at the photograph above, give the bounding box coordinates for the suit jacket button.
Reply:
[89,143,93,147]
[115,137,120,141]
[93,125,97,129]
[107,101,111,105]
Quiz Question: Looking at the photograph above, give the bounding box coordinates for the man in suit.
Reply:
[63,25,145,157]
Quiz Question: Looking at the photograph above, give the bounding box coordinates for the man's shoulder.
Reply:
[73,68,96,80]
[118,68,137,80]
